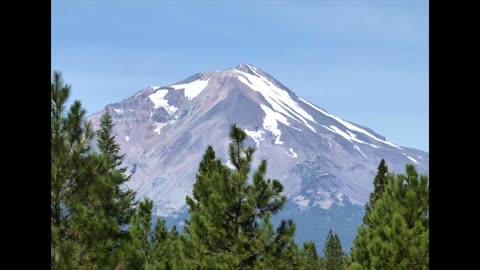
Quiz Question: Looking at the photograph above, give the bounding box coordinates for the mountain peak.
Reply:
[232,63,263,74]
[234,63,257,69]
[211,63,264,75]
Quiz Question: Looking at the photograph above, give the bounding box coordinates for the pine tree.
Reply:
[351,165,429,270]
[51,71,136,269]
[128,198,173,270]
[184,124,293,269]
[51,71,96,268]
[254,218,301,270]
[129,198,155,269]
[97,110,125,169]
[96,109,136,227]
[300,241,320,270]
[323,229,345,270]
[363,159,388,224]
[163,225,184,270]
[70,109,136,268]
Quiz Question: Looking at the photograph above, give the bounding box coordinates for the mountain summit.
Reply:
[88,64,428,249]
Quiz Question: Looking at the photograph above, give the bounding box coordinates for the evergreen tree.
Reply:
[162,225,184,270]
[363,159,388,224]
[351,165,429,270]
[128,198,173,270]
[254,218,301,270]
[300,241,320,270]
[129,198,156,269]
[184,124,293,269]
[51,71,136,269]
[69,111,136,268]
[51,71,95,268]
[322,229,345,270]
[96,110,136,227]
[97,110,125,169]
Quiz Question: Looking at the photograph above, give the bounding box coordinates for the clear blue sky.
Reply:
[52,0,429,151]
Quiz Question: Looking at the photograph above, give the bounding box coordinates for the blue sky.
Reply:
[52,0,429,151]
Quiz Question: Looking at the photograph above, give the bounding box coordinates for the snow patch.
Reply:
[300,97,402,149]
[170,78,210,100]
[353,145,366,159]
[323,125,366,144]
[124,136,130,142]
[407,155,420,164]
[347,130,380,148]
[313,198,334,210]
[322,125,382,149]
[293,195,310,208]
[260,104,289,145]
[113,108,124,115]
[335,193,345,206]
[154,122,168,135]
[235,69,317,133]
[148,90,178,115]
[244,129,265,148]
[289,148,298,158]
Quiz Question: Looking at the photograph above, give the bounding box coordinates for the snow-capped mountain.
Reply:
[88,64,428,250]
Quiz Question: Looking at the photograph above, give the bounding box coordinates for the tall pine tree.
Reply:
[96,109,136,227]
[351,165,429,270]
[128,198,156,269]
[97,110,125,169]
[51,71,137,269]
[322,229,345,270]
[128,198,174,270]
[363,159,388,224]
[51,71,96,268]
[184,124,294,269]
[300,241,320,270]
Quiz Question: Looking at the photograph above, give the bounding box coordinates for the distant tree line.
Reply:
[51,71,429,269]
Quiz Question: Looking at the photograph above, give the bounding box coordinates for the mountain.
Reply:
[87,64,429,251]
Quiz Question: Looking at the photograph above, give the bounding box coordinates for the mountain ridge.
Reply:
[87,63,428,249]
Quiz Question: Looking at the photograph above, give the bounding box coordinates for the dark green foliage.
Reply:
[51,70,96,268]
[254,218,301,269]
[322,229,345,270]
[184,124,294,269]
[363,159,388,224]
[96,109,136,227]
[51,71,136,269]
[128,198,155,269]
[97,111,125,169]
[300,241,320,270]
[351,165,429,270]
[125,198,180,270]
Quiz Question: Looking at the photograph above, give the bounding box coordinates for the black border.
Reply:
[4,0,450,268]
[4,0,51,267]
